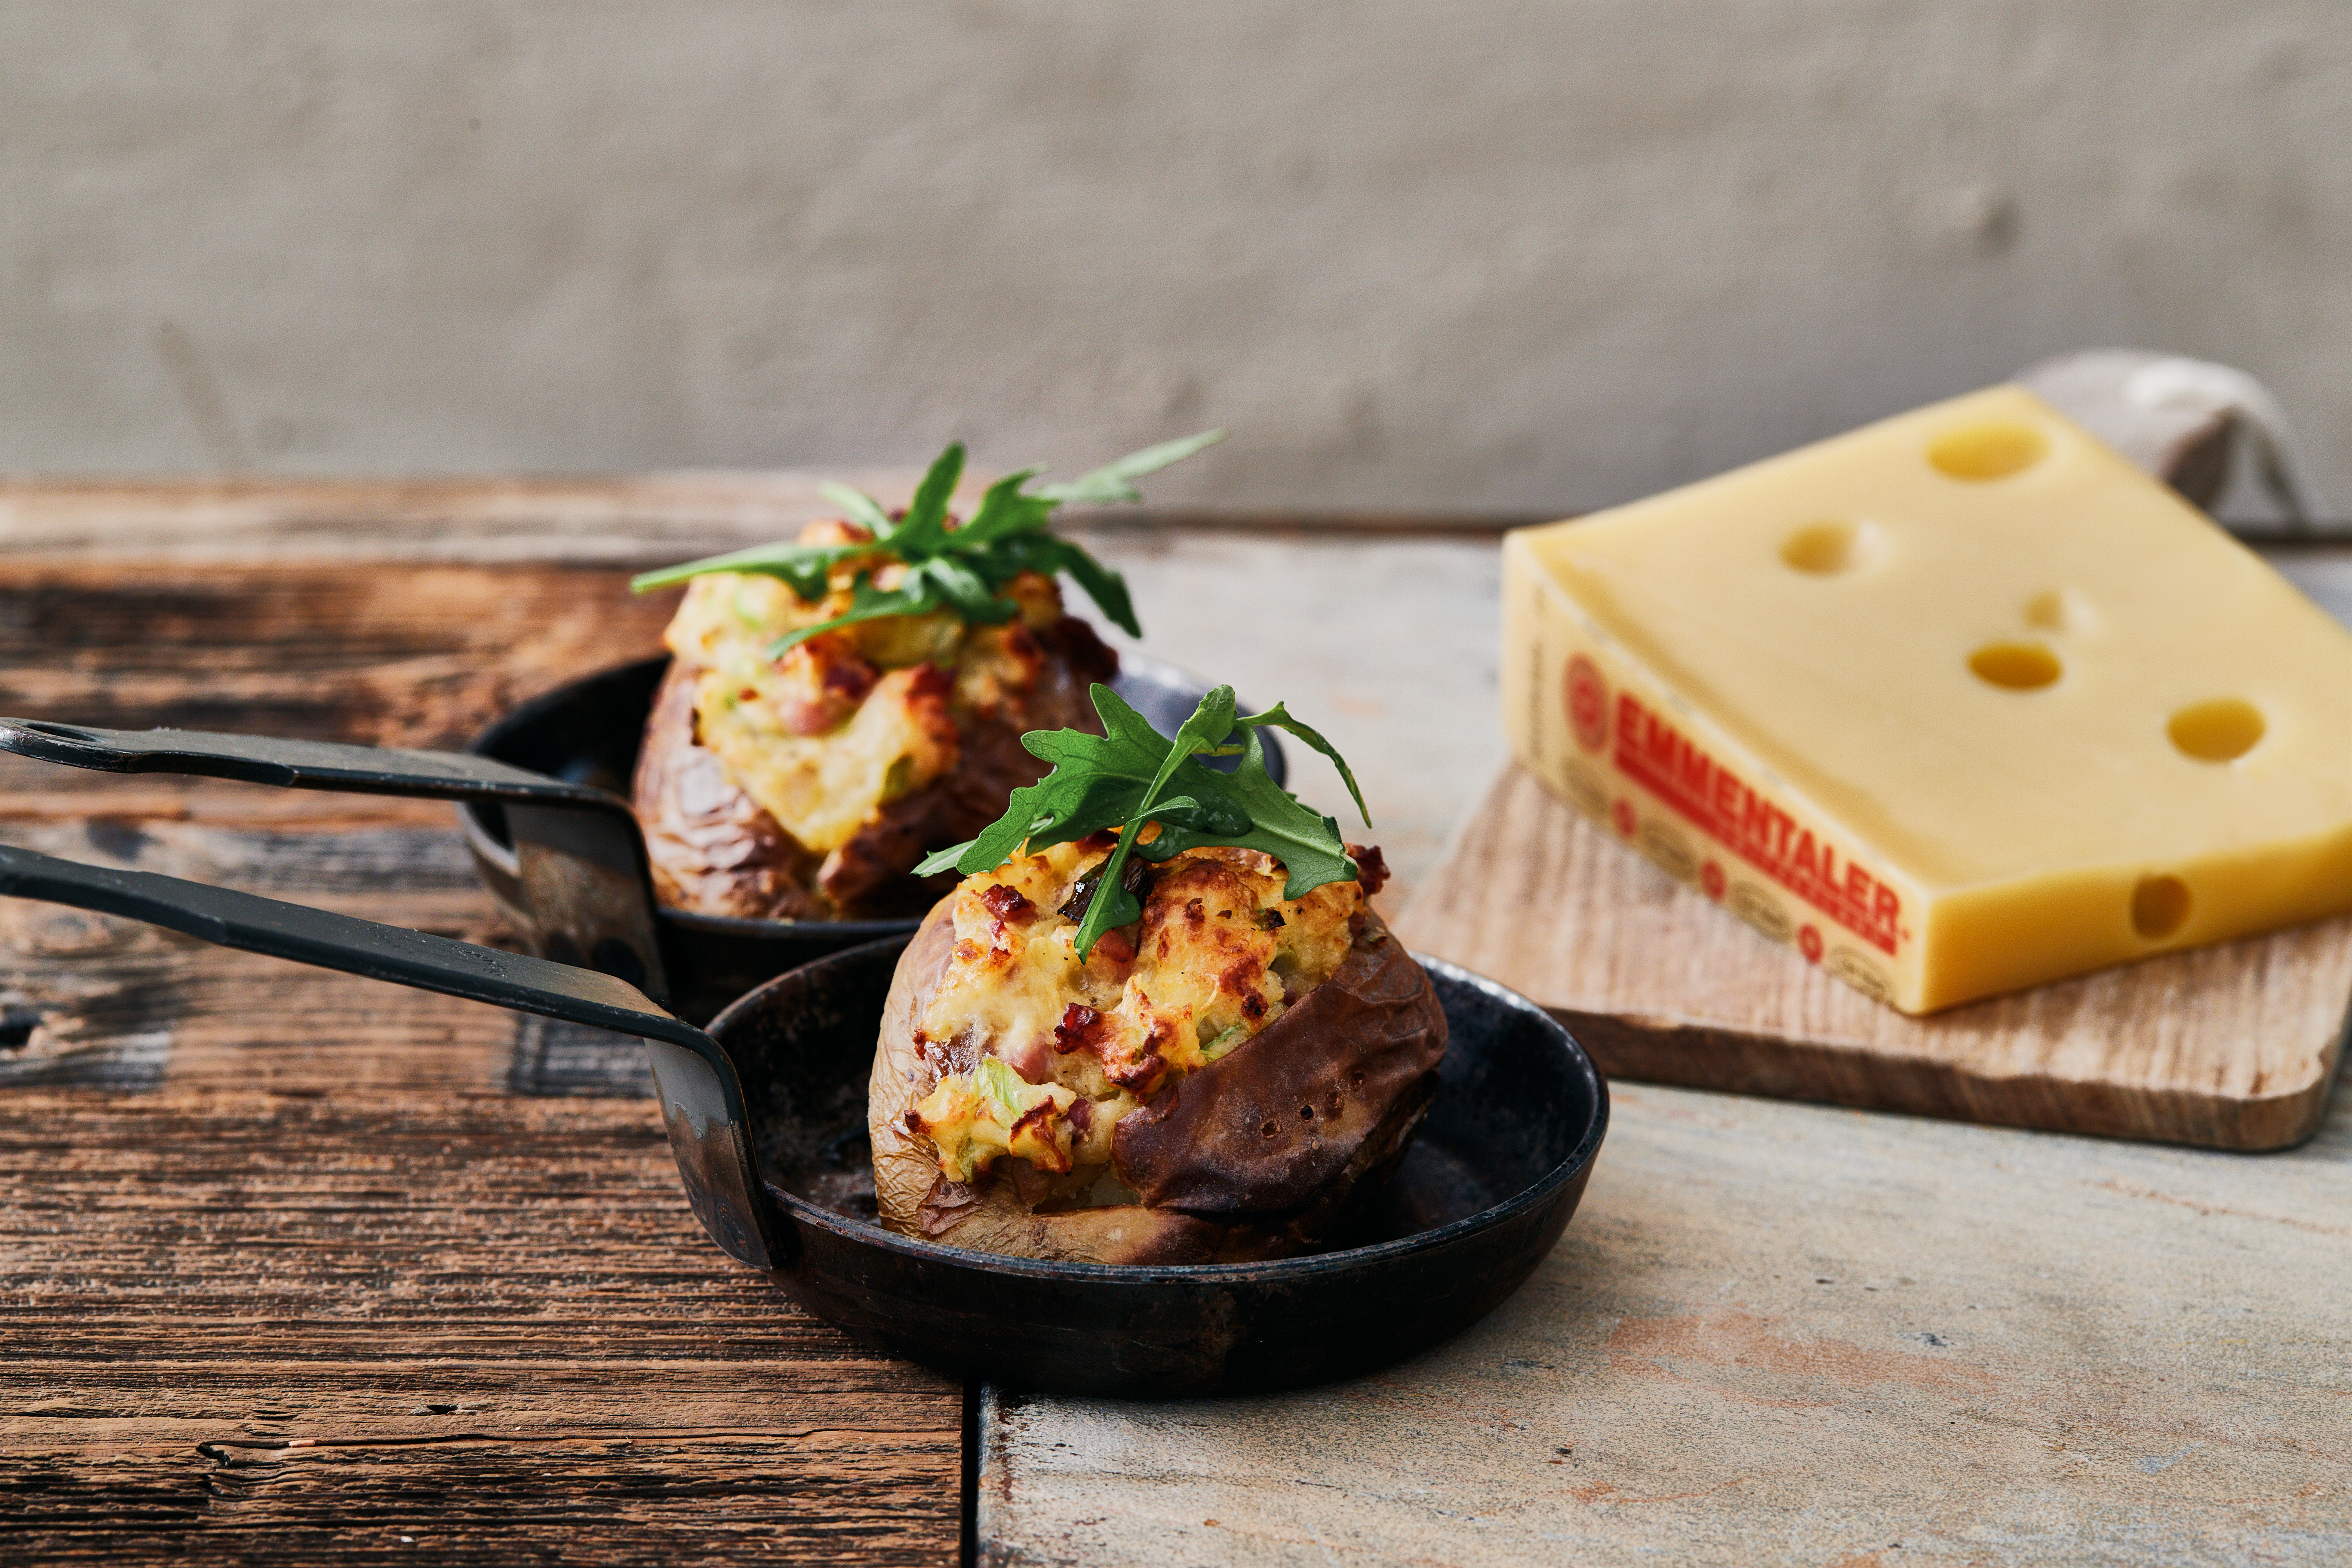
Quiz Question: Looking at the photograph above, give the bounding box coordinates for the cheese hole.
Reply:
[2132,875,2192,941]
[2023,589,2093,634]
[2168,698,2264,762]
[1928,422,2049,481]
[1780,521,1869,575]
[1968,643,2062,691]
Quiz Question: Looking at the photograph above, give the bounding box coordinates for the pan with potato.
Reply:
[458,435,1257,1018]
[866,683,1451,1264]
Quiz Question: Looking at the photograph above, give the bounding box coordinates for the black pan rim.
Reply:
[464,649,1285,941]
[714,942,1610,1285]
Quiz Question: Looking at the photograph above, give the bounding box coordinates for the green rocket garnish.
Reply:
[629,430,1224,656]
[916,684,1371,961]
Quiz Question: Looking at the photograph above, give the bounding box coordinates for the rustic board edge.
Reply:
[1556,1005,2345,1152]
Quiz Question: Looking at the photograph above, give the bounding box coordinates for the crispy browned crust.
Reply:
[1113,933,1448,1233]
[633,617,1117,921]
[868,895,1449,1264]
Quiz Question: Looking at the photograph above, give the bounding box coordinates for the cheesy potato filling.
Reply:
[662,520,1069,852]
[907,1058,1078,1185]
[904,837,1366,1183]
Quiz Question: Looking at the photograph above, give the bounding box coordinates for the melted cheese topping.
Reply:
[662,521,1067,852]
[907,839,1365,1181]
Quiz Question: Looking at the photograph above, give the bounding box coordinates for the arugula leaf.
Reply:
[768,576,942,654]
[914,681,1370,960]
[625,538,867,600]
[884,441,965,556]
[1236,702,1369,826]
[1032,429,1228,505]
[817,481,894,536]
[628,432,1222,651]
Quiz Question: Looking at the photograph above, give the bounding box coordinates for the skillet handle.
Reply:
[0,842,785,1273]
[0,716,669,1007]
[0,718,615,806]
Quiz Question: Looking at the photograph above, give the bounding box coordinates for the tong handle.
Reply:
[0,718,618,808]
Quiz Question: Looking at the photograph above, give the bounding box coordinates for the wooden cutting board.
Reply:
[1392,762,2352,1150]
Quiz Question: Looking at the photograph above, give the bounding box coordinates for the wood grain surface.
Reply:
[12,488,2352,1566]
[1393,762,2351,1150]
[979,1059,2352,1567]
[0,556,962,1563]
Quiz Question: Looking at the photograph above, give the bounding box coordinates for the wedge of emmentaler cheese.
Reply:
[1503,384,2352,1014]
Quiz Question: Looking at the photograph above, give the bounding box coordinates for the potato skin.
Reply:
[869,896,1449,1264]
[633,617,1116,921]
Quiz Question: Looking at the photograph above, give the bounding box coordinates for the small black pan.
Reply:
[0,838,1605,1396]
[459,655,1286,1021]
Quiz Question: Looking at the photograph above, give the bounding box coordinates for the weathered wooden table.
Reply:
[2,481,2347,1565]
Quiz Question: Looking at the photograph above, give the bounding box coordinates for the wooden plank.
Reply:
[0,560,669,747]
[0,554,965,1561]
[1393,763,2350,1150]
[978,1064,2352,1567]
[0,1092,961,1562]
[0,473,924,564]
[0,475,1534,567]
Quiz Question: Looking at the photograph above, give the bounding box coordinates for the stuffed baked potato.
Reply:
[867,686,1448,1264]
[627,434,1217,922]
[633,550,1116,919]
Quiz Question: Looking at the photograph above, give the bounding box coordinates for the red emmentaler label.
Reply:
[1611,692,1900,956]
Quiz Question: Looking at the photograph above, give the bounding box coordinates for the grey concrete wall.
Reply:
[5,2,2348,510]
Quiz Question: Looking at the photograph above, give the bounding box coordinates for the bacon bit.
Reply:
[1091,928,1137,968]
[1348,843,1391,899]
[979,883,1035,923]
[1064,1097,1095,1136]
[821,655,878,704]
[905,662,954,701]
[1053,1003,1104,1054]
[799,518,873,547]
[1106,1017,1178,1092]
[1079,829,1120,854]
[1347,910,1369,939]
[739,687,759,702]
[997,1035,1054,1085]
[902,1108,926,1137]
[1111,1054,1164,1093]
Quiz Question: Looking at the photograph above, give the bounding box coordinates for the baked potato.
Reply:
[632,551,1115,919]
[869,832,1449,1264]
[627,435,1218,921]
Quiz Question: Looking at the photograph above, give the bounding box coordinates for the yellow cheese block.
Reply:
[1503,384,2352,1014]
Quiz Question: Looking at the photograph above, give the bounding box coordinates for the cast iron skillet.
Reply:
[0,838,1608,1397]
[460,654,1287,1022]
